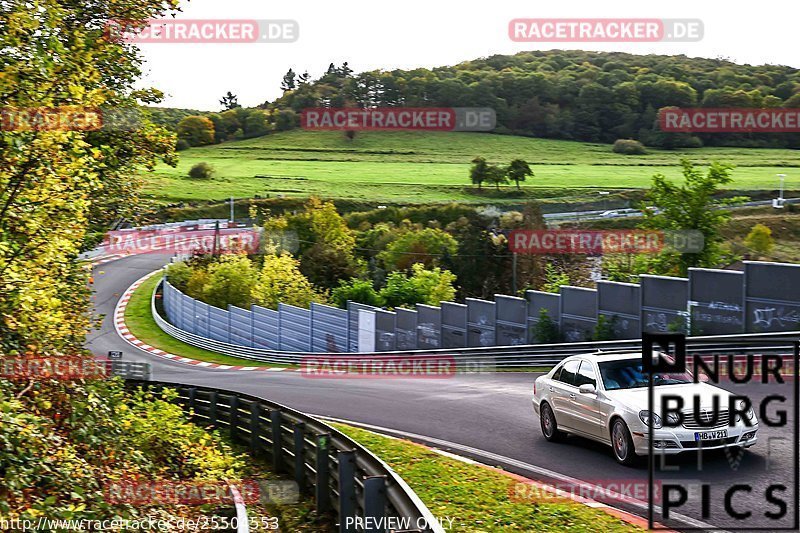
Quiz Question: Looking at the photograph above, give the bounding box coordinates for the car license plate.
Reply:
[694,430,728,441]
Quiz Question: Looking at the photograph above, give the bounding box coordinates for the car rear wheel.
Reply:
[540,402,564,442]
[611,419,637,466]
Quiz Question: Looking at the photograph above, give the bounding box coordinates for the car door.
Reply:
[549,359,580,430]
[570,360,606,438]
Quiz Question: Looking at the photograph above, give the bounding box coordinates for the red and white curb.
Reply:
[113,270,293,372]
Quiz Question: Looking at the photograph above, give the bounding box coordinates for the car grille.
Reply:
[681,409,729,430]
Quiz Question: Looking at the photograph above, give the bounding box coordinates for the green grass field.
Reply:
[145,130,800,204]
[332,423,640,532]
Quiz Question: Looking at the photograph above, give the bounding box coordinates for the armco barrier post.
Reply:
[363,476,387,533]
[229,395,239,438]
[293,422,306,491]
[270,410,282,473]
[186,387,196,414]
[249,403,261,456]
[337,450,356,533]
[208,391,218,427]
[315,434,331,513]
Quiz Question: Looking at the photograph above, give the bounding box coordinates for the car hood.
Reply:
[604,382,734,412]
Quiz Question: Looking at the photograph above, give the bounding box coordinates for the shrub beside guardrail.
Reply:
[124,379,444,533]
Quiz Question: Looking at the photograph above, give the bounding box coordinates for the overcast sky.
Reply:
[136,0,798,111]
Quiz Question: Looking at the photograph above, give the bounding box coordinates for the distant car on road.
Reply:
[532,352,759,465]
[600,210,623,218]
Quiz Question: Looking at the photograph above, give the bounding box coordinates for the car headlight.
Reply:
[639,410,662,429]
[738,400,756,422]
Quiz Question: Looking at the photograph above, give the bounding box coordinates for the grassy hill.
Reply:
[144,130,800,204]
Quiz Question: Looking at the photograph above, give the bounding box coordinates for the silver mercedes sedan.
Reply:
[532,352,759,465]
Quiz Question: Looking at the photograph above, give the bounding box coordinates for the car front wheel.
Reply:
[611,419,637,466]
[540,402,564,442]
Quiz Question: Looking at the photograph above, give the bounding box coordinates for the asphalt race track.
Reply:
[86,253,799,531]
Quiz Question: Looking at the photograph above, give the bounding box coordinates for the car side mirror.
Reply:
[579,384,596,394]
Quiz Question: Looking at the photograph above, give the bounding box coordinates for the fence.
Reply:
[152,282,800,368]
[125,379,444,533]
[161,260,800,354]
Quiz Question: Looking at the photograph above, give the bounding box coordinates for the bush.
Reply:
[331,278,383,308]
[188,162,215,180]
[593,314,618,341]
[378,228,458,271]
[175,138,190,151]
[176,115,215,146]
[380,264,456,309]
[531,308,561,343]
[251,254,324,310]
[744,223,774,255]
[612,139,647,155]
[202,254,258,309]
[165,261,192,291]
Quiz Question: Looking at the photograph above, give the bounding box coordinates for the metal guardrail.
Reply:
[105,360,152,380]
[151,277,800,367]
[125,379,445,533]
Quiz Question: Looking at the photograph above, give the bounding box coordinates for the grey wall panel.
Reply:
[311,303,348,353]
[416,304,441,350]
[441,302,468,349]
[560,286,597,343]
[194,300,211,338]
[348,302,381,353]
[688,269,744,335]
[744,261,800,332]
[395,308,418,351]
[179,292,194,333]
[561,286,597,318]
[641,275,688,334]
[495,295,527,346]
[597,281,641,340]
[229,305,253,347]
[208,306,230,343]
[165,287,186,331]
[162,280,174,321]
[252,305,279,350]
[466,298,496,347]
[375,310,397,352]
[526,291,561,343]
[279,303,311,352]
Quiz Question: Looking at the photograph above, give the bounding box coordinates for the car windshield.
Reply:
[598,359,694,390]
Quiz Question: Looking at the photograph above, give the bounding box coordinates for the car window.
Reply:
[551,363,563,381]
[598,359,693,390]
[555,360,580,386]
[575,360,597,388]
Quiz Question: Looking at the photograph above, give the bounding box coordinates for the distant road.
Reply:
[544,197,800,222]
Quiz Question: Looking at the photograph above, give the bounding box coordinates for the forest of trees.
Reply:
[149,51,800,149]
[267,51,800,148]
